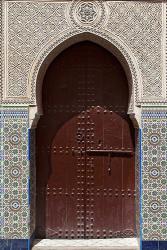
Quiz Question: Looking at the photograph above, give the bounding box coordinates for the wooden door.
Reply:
[36,41,136,239]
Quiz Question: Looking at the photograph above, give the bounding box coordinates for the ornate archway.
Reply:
[28,30,142,128]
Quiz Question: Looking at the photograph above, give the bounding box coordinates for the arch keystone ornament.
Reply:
[77,2,98,23]
[67,1,108,28]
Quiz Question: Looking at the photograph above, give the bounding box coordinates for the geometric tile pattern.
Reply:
[135,129,141,240]
[0,107,29,239]
[29,129,36,236]
[142,110,167,240]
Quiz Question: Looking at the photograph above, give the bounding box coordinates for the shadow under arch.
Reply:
[29,30,141,128]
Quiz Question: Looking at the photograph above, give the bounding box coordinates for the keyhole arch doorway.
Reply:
[35,40,137,239]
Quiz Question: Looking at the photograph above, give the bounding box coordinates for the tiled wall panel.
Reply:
[0,107,30,239]
[135,129,141,242]
[142,110,167,241]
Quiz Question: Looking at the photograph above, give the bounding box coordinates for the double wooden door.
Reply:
[36,42,135,239]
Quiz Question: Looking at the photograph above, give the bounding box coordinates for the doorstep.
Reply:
[32,238,139,250]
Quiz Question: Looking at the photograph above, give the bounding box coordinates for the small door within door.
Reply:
[36,41,136,239]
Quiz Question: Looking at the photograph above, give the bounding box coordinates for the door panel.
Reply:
[36,41,136,239]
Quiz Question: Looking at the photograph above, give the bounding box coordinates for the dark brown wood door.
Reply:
[36,41,136,239]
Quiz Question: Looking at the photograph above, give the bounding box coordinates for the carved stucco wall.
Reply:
[106,2,163,101]
[2,1,164,106]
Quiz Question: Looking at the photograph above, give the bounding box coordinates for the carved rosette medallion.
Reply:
[77,2,98,24]
[68,1,107,28]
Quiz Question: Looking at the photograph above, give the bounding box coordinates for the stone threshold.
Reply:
[32,238,139,250]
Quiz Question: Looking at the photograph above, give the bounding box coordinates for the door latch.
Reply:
[108,153,111,176]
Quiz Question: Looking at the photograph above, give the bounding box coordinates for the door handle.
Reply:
[108,153,111,176]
